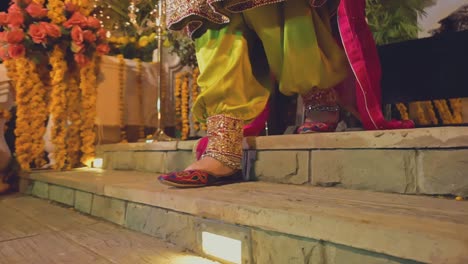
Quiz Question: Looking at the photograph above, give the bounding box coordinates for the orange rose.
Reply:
[96,43,110,55]
[28,23,47,44]
[0,12,8,26]
[63,12,87,28]
[8,44,25,58]
[82,30,96,43]
[87,17,101,29]
[25,2,48,18]
[39,22,61,38]
[74,53,89,67]
[7,11,24,27]
[8,4,21,13]
[71,25,83,44]
[6,28,25,44]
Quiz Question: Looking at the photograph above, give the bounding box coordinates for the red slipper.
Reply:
[158,170,243,188]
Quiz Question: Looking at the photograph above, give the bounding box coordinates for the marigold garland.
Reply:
[4,60,18,88]
[449,98,463,123]
[48,46,69,170]
[66,71,82,168]
[117,55,127,142]
[135,58,145,139]
[28,60,48,168]
[191,68,201,131]
[80,56,98,166]
[434,100,455,125]
[396,103,409,121]
[13,58,35,171]
[403,99,464,126]
[66,0,93,16]
[174,68,207,139]
[48,0,67,24]
[181,74,190,140]
[174,72,182,136]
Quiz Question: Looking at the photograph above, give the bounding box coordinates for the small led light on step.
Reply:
[202,232,242,264]
[92,158,103,168]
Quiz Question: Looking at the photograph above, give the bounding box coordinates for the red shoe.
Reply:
[158,170,243,188]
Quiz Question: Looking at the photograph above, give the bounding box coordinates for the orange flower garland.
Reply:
[434,100,455,125]
[117,55,127,142]
[80,56,98,166]
[396,103,409,121]
[66,0,93,16]
[181,74,190,140]
[174,72,182,136]
[48,0,67,24]
[135,58,145,139]
[49,46,69,170]
[191,68,201,132]
[13,58,34,171]
[66,71,82,168]
[4,60,18,88]
[28,59,48,168]
[449,98,463,123]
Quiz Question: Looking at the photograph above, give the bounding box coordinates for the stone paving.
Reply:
[0,195,217,264]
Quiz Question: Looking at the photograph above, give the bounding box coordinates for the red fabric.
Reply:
[337,0,414,130]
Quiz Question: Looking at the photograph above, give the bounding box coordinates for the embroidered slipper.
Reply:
[297,121,337,134]
[158,170,243,188]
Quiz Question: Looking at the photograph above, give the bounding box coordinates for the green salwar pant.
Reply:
[192,0,349,123]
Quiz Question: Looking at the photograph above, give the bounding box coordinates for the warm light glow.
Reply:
[202,232,242,264]
[93,158,103,168]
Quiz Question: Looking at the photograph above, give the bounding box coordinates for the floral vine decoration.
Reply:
[0,0,110,171]
[0,0,110,66]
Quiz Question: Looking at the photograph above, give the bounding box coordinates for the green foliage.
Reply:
[94,0,160,61]
[167,32,198,68]
[366,0,435,45]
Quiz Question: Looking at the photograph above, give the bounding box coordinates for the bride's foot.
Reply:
[186,156,237,176]
[159,114,244,188]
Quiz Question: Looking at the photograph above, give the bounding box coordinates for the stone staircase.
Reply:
[19,127,468,264]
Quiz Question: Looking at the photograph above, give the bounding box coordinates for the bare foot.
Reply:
[185,157,237,177]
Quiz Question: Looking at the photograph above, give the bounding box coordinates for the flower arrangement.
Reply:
[107,33,157,62]
[0,0,110,171]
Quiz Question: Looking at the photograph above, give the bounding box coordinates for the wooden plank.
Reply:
[0,231,111,264]
[0,203,50,242]
[63,222,217,264]
[3,196,98,231]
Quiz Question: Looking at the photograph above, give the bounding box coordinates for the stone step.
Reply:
[21,169,468,264]
[0,196,219,264]
[96,127,468,197]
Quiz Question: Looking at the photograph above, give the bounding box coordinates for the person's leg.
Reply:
[244,0,349,132]
[159,14,271,187]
